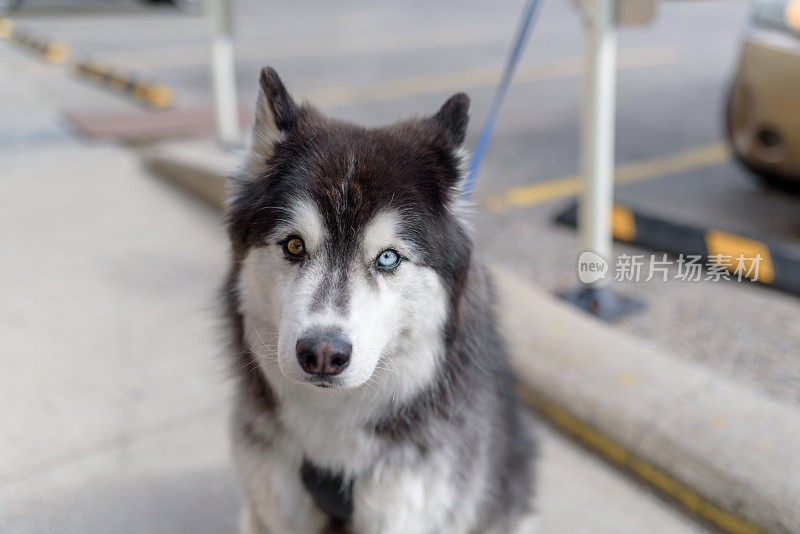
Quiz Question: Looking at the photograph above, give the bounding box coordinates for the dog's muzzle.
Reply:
[295,329,352,378]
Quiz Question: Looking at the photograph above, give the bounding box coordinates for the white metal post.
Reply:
[579,0,617,286]
[208,0,241,147]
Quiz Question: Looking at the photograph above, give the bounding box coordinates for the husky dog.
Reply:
[223,67,536,534]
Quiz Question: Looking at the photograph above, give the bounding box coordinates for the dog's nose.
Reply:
[295,331,352,376]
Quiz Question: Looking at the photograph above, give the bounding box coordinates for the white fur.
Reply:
[237,204,449,471]
[448,145,475,234]
[240,204,446,393]
[352,454,457,534]
[231,85,536,533]
[235,433,328,534]
[239,84,287,179]
[235,201,462,533]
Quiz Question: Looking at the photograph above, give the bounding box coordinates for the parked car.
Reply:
[727,0,800,191]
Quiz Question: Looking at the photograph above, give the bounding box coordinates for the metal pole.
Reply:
[579,0,617,284]
[560,0,641,320]
[208,0,241,148]
[558,0,645,319]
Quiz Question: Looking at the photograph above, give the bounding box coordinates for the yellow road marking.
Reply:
[304,45,678,108]
[485,142,731,210]
[0,18,14,39]
[705,230,775,284]
[92,27,509,71]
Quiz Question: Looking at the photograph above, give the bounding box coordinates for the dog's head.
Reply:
[228,67,471,393]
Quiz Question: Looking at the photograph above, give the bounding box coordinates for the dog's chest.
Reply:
[236,407,472,534]
[280,402,384,474]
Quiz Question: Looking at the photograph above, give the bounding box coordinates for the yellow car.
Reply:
[727,0,800,190]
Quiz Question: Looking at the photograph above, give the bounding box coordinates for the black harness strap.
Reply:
[301,459,354,523]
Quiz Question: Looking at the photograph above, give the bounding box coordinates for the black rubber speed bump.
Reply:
[0,18,69,63]
[556,201,800,296]
[1,18,173,108]
[72,61,173,109]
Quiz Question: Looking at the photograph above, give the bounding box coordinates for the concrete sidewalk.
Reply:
[0,143,706,533]
[141,138,800,533]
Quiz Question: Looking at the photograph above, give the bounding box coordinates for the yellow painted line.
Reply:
[92,27,508,71]
[0,18,14,39]
[705,230,775,284]
[304,45,679,108]
[518,387,767,534]
[485,142,731,210]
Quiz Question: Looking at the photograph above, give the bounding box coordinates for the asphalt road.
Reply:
[6,0,798,404]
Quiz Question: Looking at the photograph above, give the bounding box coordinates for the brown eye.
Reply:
[283,237,305,258]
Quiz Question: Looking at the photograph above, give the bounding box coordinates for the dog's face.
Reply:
[228,68,471,393]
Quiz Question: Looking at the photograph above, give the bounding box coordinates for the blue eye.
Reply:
[376,249,400,270]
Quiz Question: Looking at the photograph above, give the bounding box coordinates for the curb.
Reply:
[0,18,68,63]
[72,61,173,109]
[65,105,254,141]
[493,266,799,534]
[140,140,238,207]
[556,201,800,296]
[140,140,800,534]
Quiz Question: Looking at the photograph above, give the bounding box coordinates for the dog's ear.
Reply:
[241,67,299,176]
[431,93,470,148]
[256,67,298,134]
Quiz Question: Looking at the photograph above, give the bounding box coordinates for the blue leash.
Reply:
[463,0,544,198]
